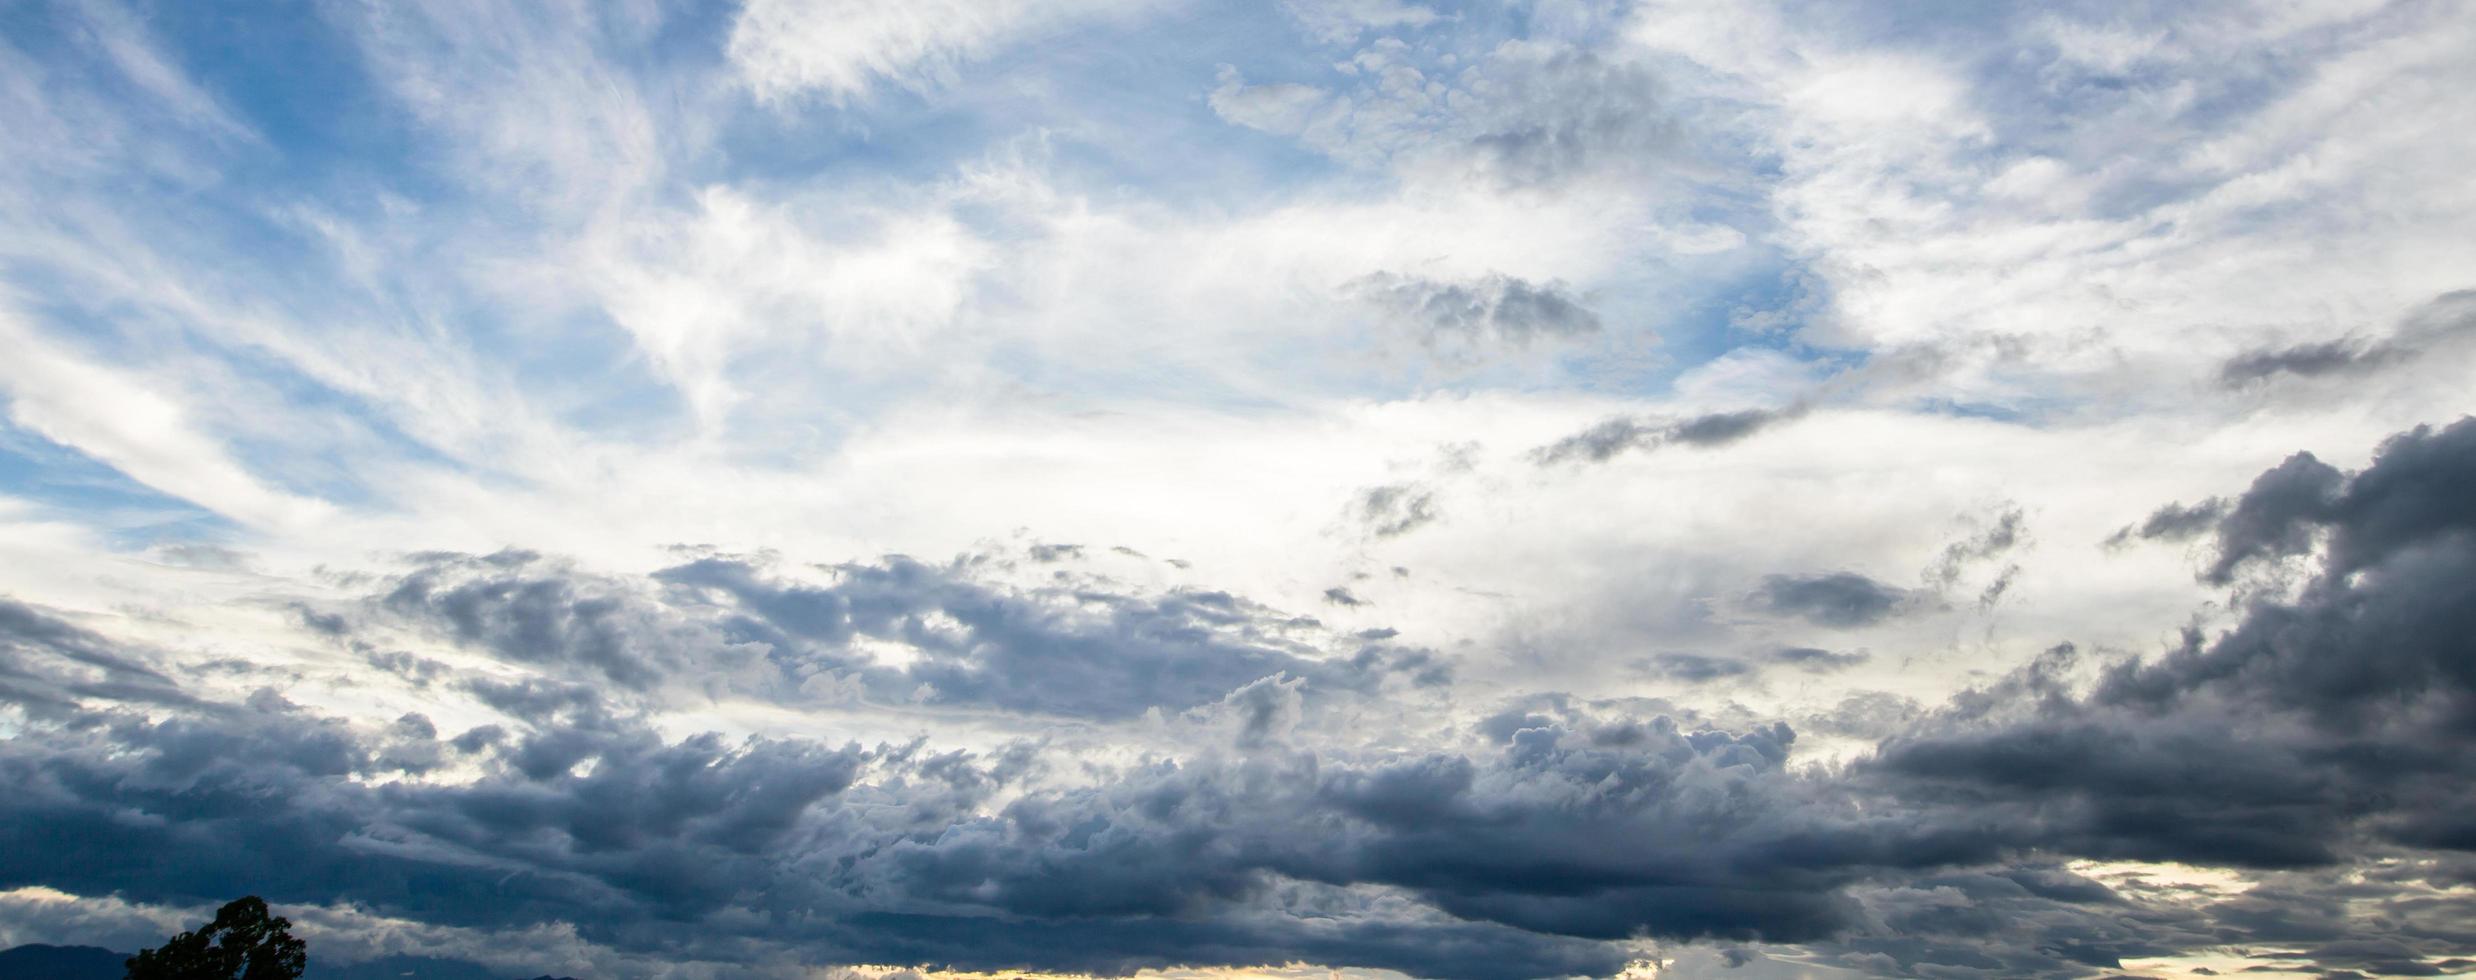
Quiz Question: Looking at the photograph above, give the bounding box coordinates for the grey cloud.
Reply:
[2220,289,2476,387]
[0,667,1897,978]
[379,549,732,690]
[0,598,194,715]
[1770,647,1870,672]
[366,549,1444,722]
[1534,415,1660,463]
[1749,572,1913,628]
[2200,451,2345,583]
[1533,404,1805,464]
[1453,42,1678,188]
[1348,271,1601,348]
[1671,408,1784,446]
[2220,337,2399,385]
[1800,691,1922,740]
[1639,652,1758,683]
[1350,482,1438,537]
[2106,497,2230,547]
[1637,648,1865,684]
[1928,506,2026,590]
[1027,542,1084,562]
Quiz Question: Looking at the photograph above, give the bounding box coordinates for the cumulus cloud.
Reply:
[1878,418,2476,877]
[7,420,2476,976]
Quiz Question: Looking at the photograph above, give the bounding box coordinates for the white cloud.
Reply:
[1280,0,1443,45]
[729,0,1167,103]
[0,307,330,531]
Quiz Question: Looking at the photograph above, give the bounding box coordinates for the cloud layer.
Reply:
[1,1,2473,978]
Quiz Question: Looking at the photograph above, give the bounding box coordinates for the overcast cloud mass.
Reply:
[2,1,2474,978]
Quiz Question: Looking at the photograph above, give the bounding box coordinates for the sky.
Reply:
[0,0,2473,977]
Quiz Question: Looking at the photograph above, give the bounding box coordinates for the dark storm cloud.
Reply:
[15,421,2476,977]
[0,685,886,957]
[0,598,193,713]
[1533,404,1805,464]
[1348,271,1601,346]
[1874,418,2476,887]
[1749,571,1913,628]
[2199,451,2345,583]
[0,639,1939,978]
[854,697,1957,958]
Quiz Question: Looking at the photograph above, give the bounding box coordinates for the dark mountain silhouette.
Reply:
[0,944,125,980]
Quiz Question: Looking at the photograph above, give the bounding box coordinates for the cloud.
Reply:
[1212,38,1677,188]
[2105,497,2230,548]
[1533,404,1806,464]
[728,0,1163,103]
[0,632,1843,977]
[2218,337,2399,386]
[0,308,330,531]
[1769,647,1868,673]
[1748,572,1913,628]
[1638,647,1867,684]
[2198,451,2345,584]
[1927,506,2024,589]
[11,417,2476,977]
[6,1,2476,977]
[2220,290,2476,388]
[0,598,195,715]
[1639,652,1758,683]
[1876,418,2476,878]
[1349,482,1438,537]
[1347,270,1602,349]
[1279,0,1442,45]
[363,549,1441,720]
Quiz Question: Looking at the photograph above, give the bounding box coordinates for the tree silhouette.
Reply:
[124,896,306,980]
